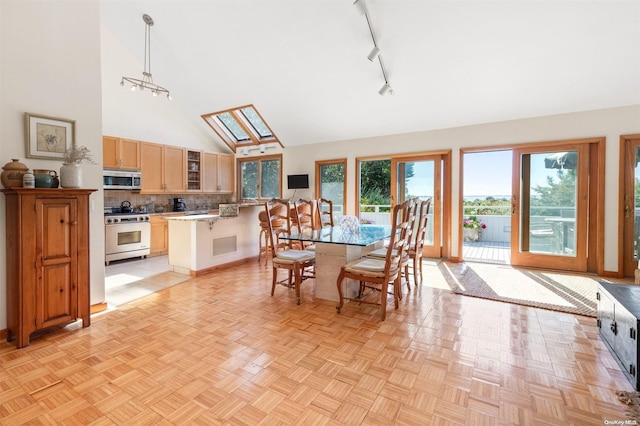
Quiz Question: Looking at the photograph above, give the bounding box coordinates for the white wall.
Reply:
[100,20,228,153]
[0,1,105,330]
[283,105,640,273]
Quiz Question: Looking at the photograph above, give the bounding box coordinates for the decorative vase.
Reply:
[463,227,481,242]
[60,163,82,188]
[33,169,53,188]
[1,159,28,188]
[339,215,360,234]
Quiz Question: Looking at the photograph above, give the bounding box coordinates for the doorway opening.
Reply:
[462,137,604,274]
[462,150,512,264]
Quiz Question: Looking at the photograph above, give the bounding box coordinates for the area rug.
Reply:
[450,262,600,317]
[616,391,640,422]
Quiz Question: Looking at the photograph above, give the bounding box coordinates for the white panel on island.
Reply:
[165,205,262,276]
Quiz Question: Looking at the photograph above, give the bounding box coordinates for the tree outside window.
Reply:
[239,156,281,200]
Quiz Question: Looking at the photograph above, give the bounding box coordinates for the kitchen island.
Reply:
[165,204,262,276]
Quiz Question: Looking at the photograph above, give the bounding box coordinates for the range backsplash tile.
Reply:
[104,191,232,213]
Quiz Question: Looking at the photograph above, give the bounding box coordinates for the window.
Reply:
[201,104,282,153]
[238,155,282,200]
[316,159,347,219]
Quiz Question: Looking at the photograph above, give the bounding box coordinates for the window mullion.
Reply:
[231,110,259,144]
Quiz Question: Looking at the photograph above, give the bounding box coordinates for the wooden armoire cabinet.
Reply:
[2,188,96,348]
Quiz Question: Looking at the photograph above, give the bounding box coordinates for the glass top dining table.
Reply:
[281,224,393,247]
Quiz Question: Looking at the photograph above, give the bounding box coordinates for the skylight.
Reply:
[201,104,281,153]
[218,112,250,142]
[240,106,272,138]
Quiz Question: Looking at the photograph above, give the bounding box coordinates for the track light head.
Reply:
[353,0,368,15]
[259,145,266,154]
[378,83,393,96]
[242,147,249,156]
[367,46,380,62]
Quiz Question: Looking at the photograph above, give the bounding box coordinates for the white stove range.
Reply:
[104,212,151,265]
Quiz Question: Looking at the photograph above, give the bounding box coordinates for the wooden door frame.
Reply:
[619,134,640,277]
[391,154,445,258]
[355,150,452,260]
[510,144,589,271]
[460,137,605,274]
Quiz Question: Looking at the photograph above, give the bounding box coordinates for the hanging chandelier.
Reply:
[120,14,172,100]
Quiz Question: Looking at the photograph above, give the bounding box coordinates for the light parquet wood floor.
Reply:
[0,261,635,425]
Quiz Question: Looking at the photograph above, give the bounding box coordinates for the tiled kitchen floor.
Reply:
[105,255,190,307]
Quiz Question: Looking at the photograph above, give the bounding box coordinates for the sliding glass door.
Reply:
[511,145,588,271]
[392,155,442,258]
[622,136,640,276]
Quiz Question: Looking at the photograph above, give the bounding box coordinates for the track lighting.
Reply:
[353,0,368,15]
[367,46,380,62]
[240,144,275,156]
[120,14,172,100]
[354,0,394,95]
[378,83,393,96]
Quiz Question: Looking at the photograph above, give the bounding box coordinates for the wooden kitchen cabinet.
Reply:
[203,152,235,193]
[2,188,95,348]
[186,150,202,192]
[217,153,235,193]
[151,215,168,255]
[150,214,184,256]
[103,136,141,170]
[140,142,186,194]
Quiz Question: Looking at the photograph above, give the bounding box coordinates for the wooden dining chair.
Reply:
[258,203,288,265]
[293,199,315,250]
[408,198,432,286]
[265,198,315,304]
[335,199,412,320]
[316,198,334,228]
[365,198,416,295]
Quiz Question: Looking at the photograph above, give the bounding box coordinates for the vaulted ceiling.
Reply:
[100,0,640,148]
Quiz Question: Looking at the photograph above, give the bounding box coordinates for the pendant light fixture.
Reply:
[120,14,172,100]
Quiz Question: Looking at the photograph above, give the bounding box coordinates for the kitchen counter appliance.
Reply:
[105,212,151,265]
[103,170,142,190]
[173,198,186,212]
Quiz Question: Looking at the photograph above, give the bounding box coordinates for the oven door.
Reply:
[105,222,150,256]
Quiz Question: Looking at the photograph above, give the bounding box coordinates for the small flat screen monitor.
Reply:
[287,174,309,189]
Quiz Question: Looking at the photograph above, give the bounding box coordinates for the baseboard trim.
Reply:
[601,270,624,279]
[90,303,108,314]
[192,256,260,277]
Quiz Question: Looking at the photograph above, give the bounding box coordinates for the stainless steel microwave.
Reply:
[103,170,142,190]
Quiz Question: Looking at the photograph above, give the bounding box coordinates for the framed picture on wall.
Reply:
[25,113,75,160]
